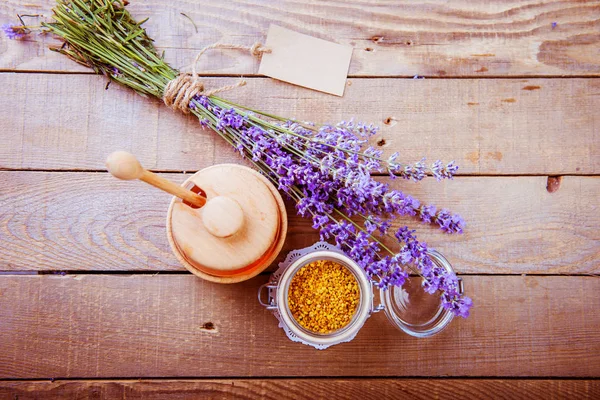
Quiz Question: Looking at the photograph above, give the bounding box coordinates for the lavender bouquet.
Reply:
[4,0,472,317]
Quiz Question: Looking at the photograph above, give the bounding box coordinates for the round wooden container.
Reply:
[166,164,287,283]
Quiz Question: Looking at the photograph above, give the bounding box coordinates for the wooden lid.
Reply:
[169,164,280,274]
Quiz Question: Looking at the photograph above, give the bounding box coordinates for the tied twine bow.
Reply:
[163,42,271,113]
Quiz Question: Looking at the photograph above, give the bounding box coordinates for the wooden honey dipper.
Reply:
[106,151,244,238]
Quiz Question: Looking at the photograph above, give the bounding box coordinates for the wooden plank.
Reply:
[0,274,599,378]
[1,172,598,274]
[1,0,599,76]
[1,379,599,399]
[0,74,598,174]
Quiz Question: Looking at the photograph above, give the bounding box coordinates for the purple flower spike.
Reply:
[432,160,459,181]
[435,209,465,234]
[419,204,437,224]
[184,96,470,317]
[454,296,473,318]
[2,23,25,40]
[392,225,473,318]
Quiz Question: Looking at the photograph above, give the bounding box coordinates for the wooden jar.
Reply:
[166,164,287,283]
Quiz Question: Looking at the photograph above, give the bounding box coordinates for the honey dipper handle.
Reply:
[106,151,206,208]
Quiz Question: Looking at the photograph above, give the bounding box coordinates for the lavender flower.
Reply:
[388,153,457,181]
[393,226,471,316]
[110,67,122,78]
[187,95,471,318]
[432,160,458,181]
[2,23,25,40]
[131,61,146,72]
[418,204,437,224]
[435,209,465,234]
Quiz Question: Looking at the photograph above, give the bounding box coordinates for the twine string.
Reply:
[163,42,271,113]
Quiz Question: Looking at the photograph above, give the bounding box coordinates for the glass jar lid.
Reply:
[379,250,460,338]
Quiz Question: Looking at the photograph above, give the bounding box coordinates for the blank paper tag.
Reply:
[258,25,353,96]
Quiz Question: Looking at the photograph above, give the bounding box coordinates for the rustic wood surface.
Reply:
[1,379,599,400]
[1,0,599,76]
[1,172,598,274]
[1,0,599,397]
[1,275,599,378]
[0,74,598,174]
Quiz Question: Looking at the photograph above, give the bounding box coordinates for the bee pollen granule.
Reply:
[288,259,360,334]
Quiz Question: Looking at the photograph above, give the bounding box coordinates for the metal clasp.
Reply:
[258,283,278,310]
[458,277,464,295]
[370,290,385,313]
[372,304,385,313]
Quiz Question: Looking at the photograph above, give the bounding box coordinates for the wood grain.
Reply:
[1,74,598,174]
[0,274,599,378]
[1,379,599,399]
[1,172,598,274]
[1,0,599,76]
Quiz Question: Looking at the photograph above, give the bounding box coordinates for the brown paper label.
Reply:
[258,25,353,96]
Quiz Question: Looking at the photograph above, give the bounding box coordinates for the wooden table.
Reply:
[1,0,599,398]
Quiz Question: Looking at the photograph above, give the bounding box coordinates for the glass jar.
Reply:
[258,242,463,349]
